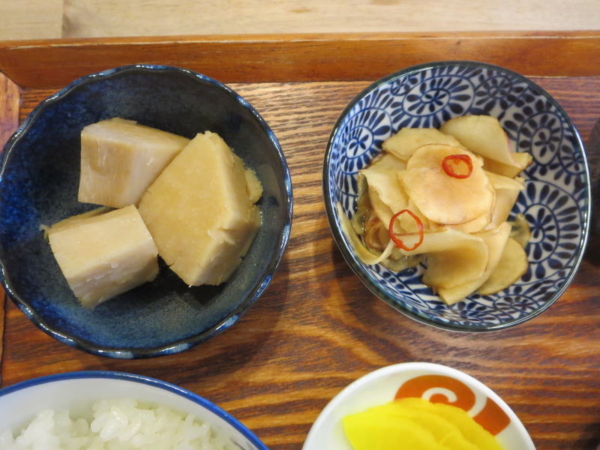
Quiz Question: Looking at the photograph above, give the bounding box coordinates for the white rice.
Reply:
[0,398,237,450]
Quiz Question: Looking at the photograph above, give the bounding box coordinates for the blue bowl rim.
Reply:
[322,60,591,332]
[0,370,270,450]
[0,64,294,358]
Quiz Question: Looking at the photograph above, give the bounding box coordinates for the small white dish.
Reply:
[303,362,535,450]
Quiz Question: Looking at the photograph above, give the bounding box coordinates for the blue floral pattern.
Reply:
[325,62,590,330]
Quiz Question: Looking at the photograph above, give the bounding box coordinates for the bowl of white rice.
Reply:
[0,371,268,450]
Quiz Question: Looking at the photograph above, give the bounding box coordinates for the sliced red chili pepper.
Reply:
[388,209,424,251]
[442,154,473,179]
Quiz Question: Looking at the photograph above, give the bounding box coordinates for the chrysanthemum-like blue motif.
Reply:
[326,62,589,330]
[516,181,582,281]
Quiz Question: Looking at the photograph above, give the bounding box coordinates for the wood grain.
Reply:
[0,74,20,149]
[4,76,600,450]
[1,32,600,89]
[0,73,20,383]
[60,0,600,39]
[0,0,62,41]
[1,0,599,42]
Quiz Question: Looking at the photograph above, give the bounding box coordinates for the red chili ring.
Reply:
[442,154,473,179]
[388,209,424,251]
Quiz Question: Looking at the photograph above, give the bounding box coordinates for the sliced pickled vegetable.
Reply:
[397,398,503,450]
[478,237,528,295]
[338,203,396,265]
[445,209,492,234]
[364,216,390,251]
[342,114,531,305]
[485,172,524,230]
[383,127,463,161]
[440,115,516,165]
[361,153,408,227]
[483,152,532,178]
[399,145,493,225]
[438,223,511,304]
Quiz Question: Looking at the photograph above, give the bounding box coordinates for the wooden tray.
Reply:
[1,32,599,449]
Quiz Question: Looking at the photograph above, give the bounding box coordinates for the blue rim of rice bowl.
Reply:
[0,370,269,450]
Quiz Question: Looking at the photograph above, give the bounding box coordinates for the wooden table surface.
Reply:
[2,0,599,41]
[0,33,599,450]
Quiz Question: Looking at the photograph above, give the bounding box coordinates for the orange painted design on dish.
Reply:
[395,374,511,436]
[395,375,476,410]
[473,398,512,436]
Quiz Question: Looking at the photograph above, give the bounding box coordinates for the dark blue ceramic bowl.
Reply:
[0,65,292,358]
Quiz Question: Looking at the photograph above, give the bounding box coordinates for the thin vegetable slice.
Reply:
[401,145,493,225]
[485,172,524,230]
[361,153,408,227]
[396,398,503,450]
[478,237,528,295]
[382,127,463,161]
[437,223,511,304]
[337,203,396,265]
[440,115,516,165]
[483,152,532,178]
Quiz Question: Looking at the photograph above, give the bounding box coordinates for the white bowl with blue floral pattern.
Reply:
[323,61,591,331]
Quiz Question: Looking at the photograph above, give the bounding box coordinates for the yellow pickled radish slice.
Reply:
[343,397,504,450]
[396,398,503,450]
[358,402,479,450]
[343,408,451,450]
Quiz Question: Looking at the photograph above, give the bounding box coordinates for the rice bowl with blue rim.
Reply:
[0,371,269,450]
